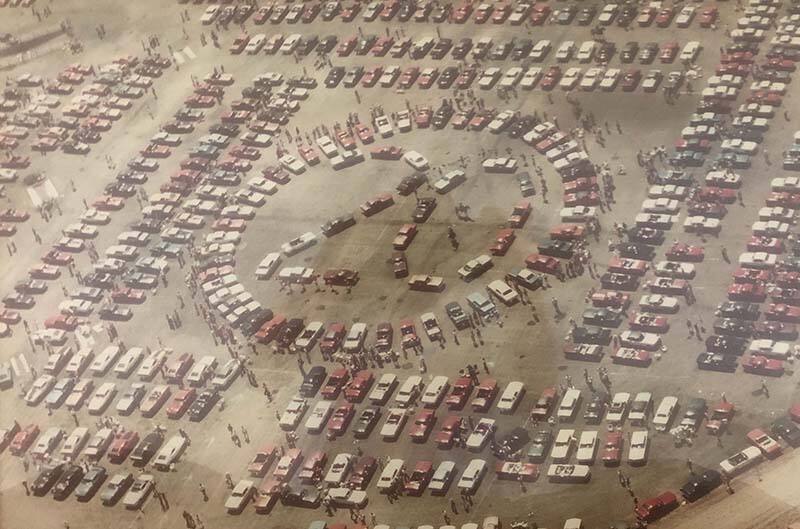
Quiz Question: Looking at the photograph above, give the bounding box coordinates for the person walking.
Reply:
[199,483,208,501]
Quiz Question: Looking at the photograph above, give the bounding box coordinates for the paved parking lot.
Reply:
[2,1,800,528]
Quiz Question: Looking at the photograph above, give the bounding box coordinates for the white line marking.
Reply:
[183,46,196,59]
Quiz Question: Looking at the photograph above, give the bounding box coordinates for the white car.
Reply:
[105,245,138,261]
[528,39,551,61]
[115,383,146,415]
[557,389,582,420]
[560,206,597,222]
[500,67,523,88]
[245,34,266,54]
[636,213,677,230]
[519,67,542,89]
[247,176,278,195]
[748,339,791,359]
[576,41,596,62]
[83,428,114,460]
[771,177,800,192]
[305,401,334,433]
[279,154,305,174]
[639,294,679,313]
[343,322,368,353]
[628,392,653,425]
[720,446,764,476]
[497,381,524,413]
[395,375,422,407]
[738,252,777,269]
[599,68,620,91]
[753,220,790,237]
[87,382,117,415]
[598,3,618,24]
[619,330,661,349]
[421,375,449,407]
[375,115,393,137]
[63,223,98,239]
[457,459,487,493]
[60,427,90,460]
[458,255,493,281]
[81,208,111,225]
[721,138,758,155]
[676,6,696,27]
[186,355,218,386]
[433,169,466,193]
[295,321,324,351]
[403,151,429,171]
[576,431,598,464]
[377,459,405,492]
[200,5,219,24]
[379,66,400,88]
[551,429,575,462]
[683,216,721,234]
[369,373,397,405]
[65,350,93,377]
[679,41,701,61]
[90,346,123,376]
[759,206,796,223]
[279,396,309,430]
[555,41,575,62]
[280,34,302,54]
[324,453,353,485]
[150,132,182,146]
[380,408,408,440]
[395,110,412,131]
[31,427,65,459]
[255,252,281,280]
[654,261,695,279]
[487,280,519,305]
[225,480,254,513]
[606,392,630,424]
[429,461,456,494]
[113,347,145,378]
[652,396,678,432]
[628,431,649,465]
[59,299,93,317]
[579,67,603,91]
[487,110,516,133]
[559,67,582,90]
[281,232,317,256]
[420,313,441,341]
[136,348,169,381]
[648,185,688,199]
[466,418,496,451]
[316,135,339,157]
[705,171,742,188]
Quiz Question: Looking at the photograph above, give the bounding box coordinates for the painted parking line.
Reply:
[9,358,19,377]
[173,51,186,65]
[183,46,196,60]
[18,353,29,373]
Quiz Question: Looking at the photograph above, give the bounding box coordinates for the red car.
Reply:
[45,314,79,331]
[248,444,278,477]
[393,224,417,250]
[409,410,436,442]
[435,415,464,448]
[360,193,394,216]
[629,313,669,333]
[530,386,557,420]
[564,191,601,206]
[164,352,194,382]
[42,250,72,267]
[348,456,377,489]
[767,192,800,208]
[529,2,550,24]
[697,187,737,203]
[733,268,771,284]
[699,6,718,27]
[320,323,345,355]
[525,254,562,276]
[92,195,125,211]
[746,428,782,458]
[398,66,420,89]
[375,322,394,351]
[742,355,784,377]
[344,370,374,402]
[297,144,319,165]
[473,2,493,22]
[776,271,800,288]
[370,146,403,160]
[728,283,767,302]
[0,209,30,222]
[590,290,630,309]
[445,377,474,410]
[336,129,356,150]
[492,3,511,23]
[655,7,674,27]
[747,237,783,254]
[550,224,585,241]
[400,319,421,348]
[771,287,800,305]
[507,201,532,228]
[112,287,146,304]
[327,404,355,439]
[489,228,516,256]
[256,315,287,344]
[611,347,652,367]
[563,177,599,193]
[298,451,327,483]
[621,69,642,91]
[765,303,800,323]
[601,431,624,466]
[107,430,140,463]
[354,123,374,143]
[608,257,649,276]
[635,492,678,522]
[471,379,498,412]
[664,242,703,262]
[165,388,196,419]
[414,107,432,127]
[370,39,392,57]
[9,424,39,456]
[452,2,473,23]
[212,218,246,232]
[273,448,303,481]
[404,461,433,495]
[321,368,350,400]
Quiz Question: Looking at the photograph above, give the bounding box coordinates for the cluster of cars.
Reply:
[0,56,171,163]
[19,343,239,422]
[229,368,532,513]
[1,419,188,508]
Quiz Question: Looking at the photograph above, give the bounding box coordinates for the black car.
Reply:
[52,464,85,500]
[3,293,35,309]
[620,42,639,63]
[15,278,47,295]
[130,431,164,466]
[131,218,165,234]
[712,318,753,338]
[32,463,65,496]
[583,392,609,423]
[209,123,240,137]
[242,309,274,337]
[508,115,535,139]
[451,38,473,59]
[188,389,220,422]
[600,273,640,292]
[493,427,529,460]
[654,169,695,186]
[582,308,623,327]
[705,335,747,355]
[538,239,576,259]
[99,304,133,321]
[511,39,533,60]
[75,465,107,502]
[281,485,322,507]
[696,352,738,373]
[576,6,596,24]
[596,42,616,63]
[444,301,470,329]
[100,472,134,505]
[342,66,365,88]
[277,318,304,348]
[117,170,148,185]
[300,366,327,397]
[321,214,356,237]
[527,430,553,463]
[680,470,722,502]
[681,398,707,430]
[517,172,536,197]
[412,197,437,223]
[317,35,338,54]
[627,226,665,245]
[715,302,760,321]
[572,326,612,345]
[431,38,453,59]
[617,4,637,26]
[639,42,659,64]
[555,5,577,24]
[396,173,427,195]
[84,272,115,289]
[505,268,543,291]
[771,416,800,447]
[353,407,382,438]
[432,102,454,129]
[297,36,319,56]
[325,67,346,88]
[617,242,656,260]
[437,66,459,89]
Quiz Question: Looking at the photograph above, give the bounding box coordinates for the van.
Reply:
[421,376,449,407]
[343,323,367,353]
[457,459,487,493]
[377,459,405,492]
[653,396,678,431]
[557,389,582,421]
[153,434,189,471]
[395,375,422,407]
